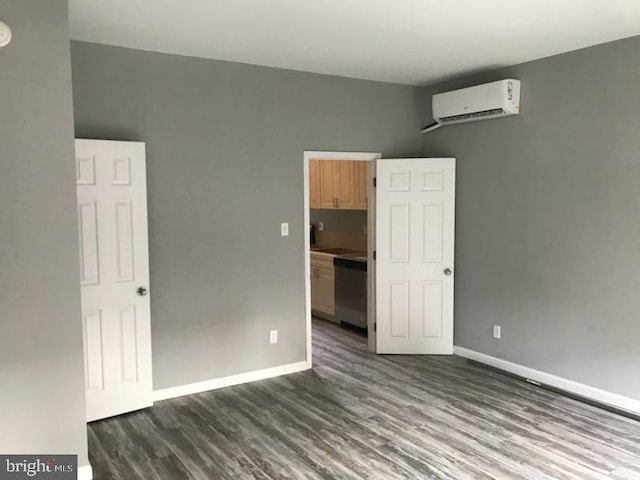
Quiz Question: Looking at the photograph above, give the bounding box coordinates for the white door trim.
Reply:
[78,464,94,480]
[303,151,381,367]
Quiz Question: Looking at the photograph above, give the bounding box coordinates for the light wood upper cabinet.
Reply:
[319,160,337,209]
[334,161,355,209]
[354,161,368,210]
[310,159,368,210]
[309,159,322,209]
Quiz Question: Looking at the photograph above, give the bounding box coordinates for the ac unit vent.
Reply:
[439,108,506,123]
[423,79,521,134]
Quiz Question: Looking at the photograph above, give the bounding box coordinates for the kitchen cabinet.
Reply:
[330,160,356,209]
[309,159,322,209]
[310,160,367,210]
[310,252,336,321]
[318,160,339,209]
[354,161,368,210]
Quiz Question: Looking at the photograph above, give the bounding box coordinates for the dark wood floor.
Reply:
[89,319,640,479]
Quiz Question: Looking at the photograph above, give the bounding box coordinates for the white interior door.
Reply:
[375,158,455,354]
[75,139,153,421]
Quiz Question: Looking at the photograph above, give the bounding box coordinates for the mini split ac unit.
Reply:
[422,79,521,133]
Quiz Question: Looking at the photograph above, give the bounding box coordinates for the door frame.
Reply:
[303,150,381,367]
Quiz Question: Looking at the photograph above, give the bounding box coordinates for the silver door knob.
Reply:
[443,268,452,276]
[136,286,148,296]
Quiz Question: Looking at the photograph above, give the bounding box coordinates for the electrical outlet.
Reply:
[280,223,289,236]
[317,222,324,232]
[493,325,502,339]
[270,330,278,344]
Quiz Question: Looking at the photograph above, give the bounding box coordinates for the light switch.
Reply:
[280,223,289,236]
[317,222,324,231]
[493,325,502,339]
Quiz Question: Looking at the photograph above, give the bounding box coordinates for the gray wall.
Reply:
[420,35,640,400]
[0,0,88,466]
[70,42,423,389]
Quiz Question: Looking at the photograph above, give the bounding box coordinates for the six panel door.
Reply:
[76,139,153,421]
[375,158,456,354]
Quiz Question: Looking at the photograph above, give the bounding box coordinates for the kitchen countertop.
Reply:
[311,246,365,255]
[311,247,367,261]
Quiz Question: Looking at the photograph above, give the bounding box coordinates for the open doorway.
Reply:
[303,151,380,367]
[304,154,457,365]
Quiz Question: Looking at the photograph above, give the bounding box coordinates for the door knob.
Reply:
[443,268,452,276]
[136,286,148,296]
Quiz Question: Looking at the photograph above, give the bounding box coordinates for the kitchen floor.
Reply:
[88,319,640,479]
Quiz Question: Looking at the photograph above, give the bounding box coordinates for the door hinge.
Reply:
[373,251,376,260]
[374,322,377,332]
[373,177,377,187]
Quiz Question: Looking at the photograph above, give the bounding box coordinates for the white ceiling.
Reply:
[68,0,640,86]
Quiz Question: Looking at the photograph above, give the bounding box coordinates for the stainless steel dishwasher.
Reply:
[333,255,367,329]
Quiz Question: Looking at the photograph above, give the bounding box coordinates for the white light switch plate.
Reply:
[280,223,289,236]
[493,325,502,339]
[0,21,12,48]
[317,222,324,231]
[270,330,278,344]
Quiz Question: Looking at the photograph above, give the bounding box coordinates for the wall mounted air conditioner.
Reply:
[422,79,521,133]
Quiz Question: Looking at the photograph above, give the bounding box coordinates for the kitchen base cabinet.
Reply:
[310,252,337,322]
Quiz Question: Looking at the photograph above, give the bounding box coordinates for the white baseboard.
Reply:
[454,346,640,416]
[153,361,310,402]
[78,464,93,480]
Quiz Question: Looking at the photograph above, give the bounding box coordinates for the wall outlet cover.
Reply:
[317,222,324,231]
[270,330,278,344]
[280,223,289,236]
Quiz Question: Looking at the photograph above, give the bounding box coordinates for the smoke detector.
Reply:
[0,20,11,47]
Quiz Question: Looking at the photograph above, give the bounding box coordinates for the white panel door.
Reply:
[376,158,455,354]
[76,139,153,421]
